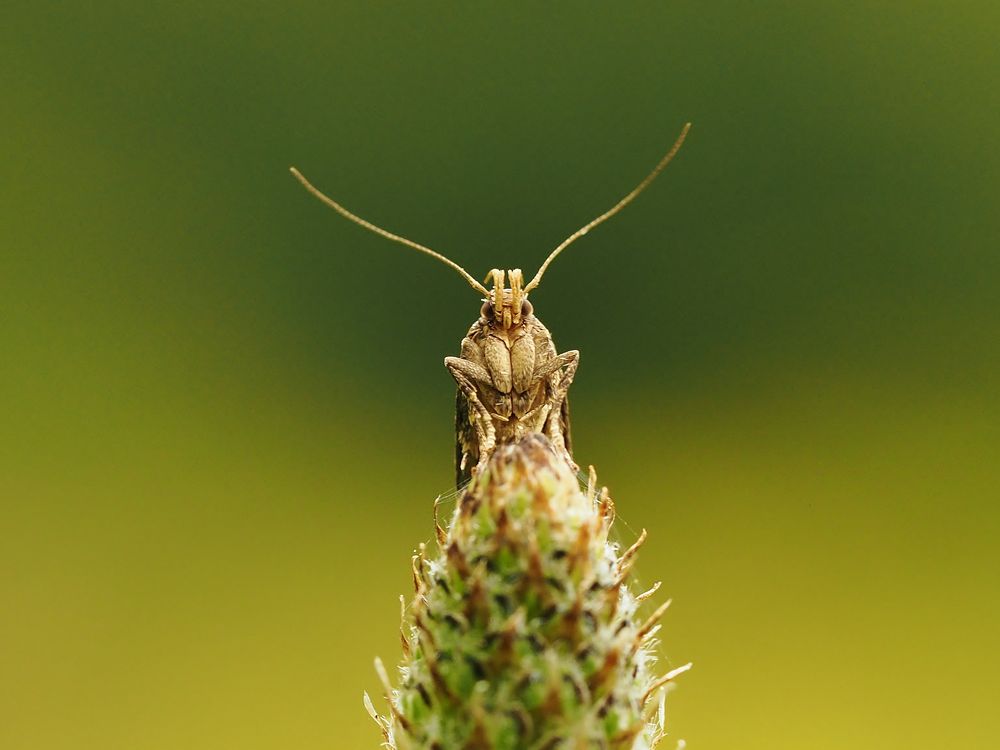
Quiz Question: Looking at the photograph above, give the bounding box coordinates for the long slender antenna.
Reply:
[289,167,490,296]
[523,122,692,294]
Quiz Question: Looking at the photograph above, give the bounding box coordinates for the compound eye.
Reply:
[520,299,533,318]
[480,301,495,320]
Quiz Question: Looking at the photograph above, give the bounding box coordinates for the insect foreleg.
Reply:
[444,356,493,389]
[534,350,580,400]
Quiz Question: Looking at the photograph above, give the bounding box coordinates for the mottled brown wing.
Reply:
[560,393,572,458]
[455,387,479,488]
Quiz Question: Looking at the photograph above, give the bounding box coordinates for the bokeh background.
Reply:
[3,3,998,748]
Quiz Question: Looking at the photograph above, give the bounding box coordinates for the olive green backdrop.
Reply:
[2,3,997,749]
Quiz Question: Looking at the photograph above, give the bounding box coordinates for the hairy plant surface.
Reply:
[366,434,688,749]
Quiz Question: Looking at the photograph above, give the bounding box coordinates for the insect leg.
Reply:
[444,356,493,389]
[445,359,496,475]
[539,350,580,472]
[534,350,580,400]
[546,406,577,473]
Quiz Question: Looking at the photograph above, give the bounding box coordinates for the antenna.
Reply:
[289,167,490,296]
[523,122,691,294]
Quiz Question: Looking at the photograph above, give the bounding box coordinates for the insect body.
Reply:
[446,267,577,486]
[290,123,689,486]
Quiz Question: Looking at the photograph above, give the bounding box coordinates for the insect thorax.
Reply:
[465,309,556,435]
[448,292,578,485]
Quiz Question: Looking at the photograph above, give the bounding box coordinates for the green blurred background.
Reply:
[2,2,997,748]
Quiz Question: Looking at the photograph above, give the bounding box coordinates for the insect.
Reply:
[290,123,690,486]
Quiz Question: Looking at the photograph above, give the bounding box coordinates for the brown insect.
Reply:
[290,123,690,486]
